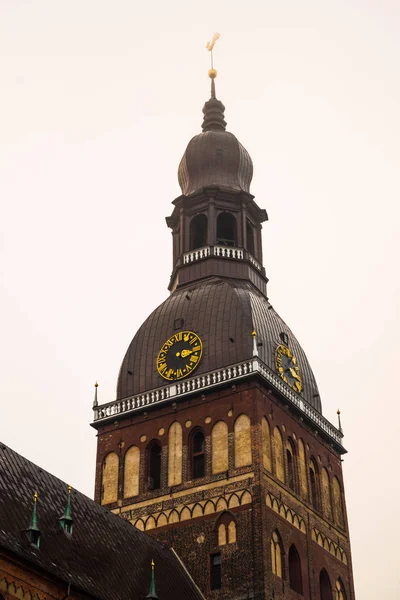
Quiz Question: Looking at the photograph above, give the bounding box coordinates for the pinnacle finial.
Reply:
[93,381,98,408]
[146,559,158,599]
[337,409,343,435]
[59,484,73,533]
[26,491,40,547]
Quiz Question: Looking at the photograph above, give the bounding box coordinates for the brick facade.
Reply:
[94,377,355,599]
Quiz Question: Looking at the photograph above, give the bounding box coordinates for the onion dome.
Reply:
[178,81,253,196]
[116,278,322,413]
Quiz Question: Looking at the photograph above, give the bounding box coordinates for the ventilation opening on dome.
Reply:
[189,214,207,250]
[217,212,237,247]
[280,332,289,345]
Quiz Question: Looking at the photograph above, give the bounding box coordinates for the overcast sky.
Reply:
[1,1,399,598]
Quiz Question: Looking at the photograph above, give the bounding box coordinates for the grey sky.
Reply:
[1,1,399,598]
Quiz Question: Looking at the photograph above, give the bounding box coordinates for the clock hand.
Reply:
[289,367,300,380]
[176,349,193,358]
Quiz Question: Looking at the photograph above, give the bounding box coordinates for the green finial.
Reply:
[59,485,73,533]
[27,492,40,547]
[146,559,158,599]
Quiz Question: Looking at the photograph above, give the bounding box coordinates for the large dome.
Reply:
[117,278,322,412]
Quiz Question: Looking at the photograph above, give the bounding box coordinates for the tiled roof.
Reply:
[0,443,203,600]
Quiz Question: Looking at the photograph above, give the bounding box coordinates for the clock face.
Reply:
[156,331,203,381]
[276,344,302,392]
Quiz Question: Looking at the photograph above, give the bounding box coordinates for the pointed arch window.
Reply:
[288,544,303,595]
[335,579,346,600]
[271,530,283,578]
[320,569,333,600]
[191,429,205,479]
[148,442,162,490]
[217,513,237,546]
[217,212,237,247]
[190,214,208,250]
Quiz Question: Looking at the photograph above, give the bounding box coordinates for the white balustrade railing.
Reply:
[183,246,211,264]
[93,357,343,447]
[213,246,244,259]
[181,245,262,271]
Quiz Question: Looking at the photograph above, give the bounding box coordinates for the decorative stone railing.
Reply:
[182,245,262,272]
[93,358,343,448]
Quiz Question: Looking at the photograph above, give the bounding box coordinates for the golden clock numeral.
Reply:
[176,369,183,378]
[174,332,183,342]
[190,355,198,363]
[192,345,201,351]
[189,336,198,345]
[158,363,167,373]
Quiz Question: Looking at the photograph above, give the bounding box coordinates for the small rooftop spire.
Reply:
[202,33,226,132]
[146,559,158,599]
[26,491,40,547]
[93,381,98,408]
[59,485,73,533]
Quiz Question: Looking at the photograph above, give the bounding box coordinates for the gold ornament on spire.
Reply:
[33,491,38,502]
[206,32,220,76]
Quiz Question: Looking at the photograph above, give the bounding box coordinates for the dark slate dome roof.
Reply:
[117,278,322,412]
[177,96,253,196]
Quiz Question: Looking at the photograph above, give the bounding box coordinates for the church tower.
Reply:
[92,70,355,600]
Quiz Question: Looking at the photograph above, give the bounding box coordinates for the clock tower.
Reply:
[92,72,355,600]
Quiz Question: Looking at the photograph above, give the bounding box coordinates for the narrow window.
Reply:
[287,447,295,492]
[148,443,162,490]
[210,553,222,590]
[192,430,205,479]
[271,531,283,578]
[190,214,208,250]
[288,545,303,594]
[217,212,237,247]
[320,569,333,600]
[246,219,255,255]
[335,579,346,600]
[309,458,319,510]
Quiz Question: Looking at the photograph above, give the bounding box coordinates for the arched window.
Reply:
[217,513,237,546]
[270,530,283,578]
[274,427,285,482]
[262,417,272,471]
[217,212,237,247]
[333,476,345,527]
[189,214,208,250]
[288,544,303,594]
[234,414,252,467]
[309,457,320,510]
[212,421,228,474]
[191,430,205,479]
[168,421,183,486]
[101,452,119,505]
[246,219,255,255]
[298,439,308,499]
[123,445,140,498]
[321,467,332,520]
[335,579,346,600]
[148,442,162,490]
[286,438,297,492]
[320,569,333,600]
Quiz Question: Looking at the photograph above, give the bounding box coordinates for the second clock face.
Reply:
[157,331,203,381]
[276,344,302,392]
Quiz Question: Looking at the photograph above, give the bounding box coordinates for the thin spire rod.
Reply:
[206,33,220,99]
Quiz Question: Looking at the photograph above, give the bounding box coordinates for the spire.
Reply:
[146,559,158,599]
[202,33,226,132]
[26,491,40,547]
[59,485,73,533]
[93,381,98,408]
